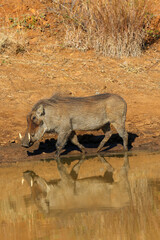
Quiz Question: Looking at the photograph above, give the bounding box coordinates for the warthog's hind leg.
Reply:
[98,154,114,172]
[112,122,128,151]
[123,131,128,151]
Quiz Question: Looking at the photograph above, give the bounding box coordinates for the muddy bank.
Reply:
[0,132,160,164]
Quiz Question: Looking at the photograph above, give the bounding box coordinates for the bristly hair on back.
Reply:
[32,93,115,111]
[32,98,58,111]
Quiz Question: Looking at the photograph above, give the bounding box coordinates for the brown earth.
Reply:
[0,0,160,163]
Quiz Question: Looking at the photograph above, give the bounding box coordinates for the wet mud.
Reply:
[0,131,159,164]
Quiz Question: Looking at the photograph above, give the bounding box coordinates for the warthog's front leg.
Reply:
[69,131,86,155]
[55,129,72,161]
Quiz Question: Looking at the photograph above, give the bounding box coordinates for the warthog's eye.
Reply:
[32,116,36,121]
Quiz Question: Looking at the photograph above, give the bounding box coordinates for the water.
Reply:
[0,151,160,240]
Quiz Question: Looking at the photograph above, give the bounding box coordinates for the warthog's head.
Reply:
[22,170,36,187]
[20,104,47,148]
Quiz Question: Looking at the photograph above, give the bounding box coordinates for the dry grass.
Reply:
[52,0,152,57]
[0,32,26,54]
[0,5,27,55]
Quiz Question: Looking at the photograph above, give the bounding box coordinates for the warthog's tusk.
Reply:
[19,133,22,140]
[28,133,31,142]
[21,177,24,185]
[31,179,33,187]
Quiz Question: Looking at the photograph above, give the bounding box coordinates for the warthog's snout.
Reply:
[22,142,30,148]
[21,140,34,148]
[23,170,36,187]
[20,133,33,148]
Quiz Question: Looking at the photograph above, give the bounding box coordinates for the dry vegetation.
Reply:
[0,32,26,55]
[0,0,159,57]
[52,0,160,57]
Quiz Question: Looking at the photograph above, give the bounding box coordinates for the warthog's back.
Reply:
[33,93,125,109]
[31,93,127,131]
[51,93,125,105]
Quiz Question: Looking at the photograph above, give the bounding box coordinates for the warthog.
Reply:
[20,93,128,157]
[22,154,131,214]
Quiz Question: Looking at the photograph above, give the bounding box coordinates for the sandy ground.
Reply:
[0,0,160,163]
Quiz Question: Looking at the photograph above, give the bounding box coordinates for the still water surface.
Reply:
[0,152,160,240]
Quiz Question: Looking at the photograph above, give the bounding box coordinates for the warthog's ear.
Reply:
[36,104,45,117]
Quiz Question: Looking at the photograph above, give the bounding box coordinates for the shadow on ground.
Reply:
[27,132,138,157]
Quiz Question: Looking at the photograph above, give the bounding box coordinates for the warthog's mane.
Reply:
[32,93,114,111]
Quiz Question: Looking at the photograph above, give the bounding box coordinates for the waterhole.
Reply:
[0,151,160,240]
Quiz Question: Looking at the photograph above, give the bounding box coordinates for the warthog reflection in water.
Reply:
[22,154,131,214]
